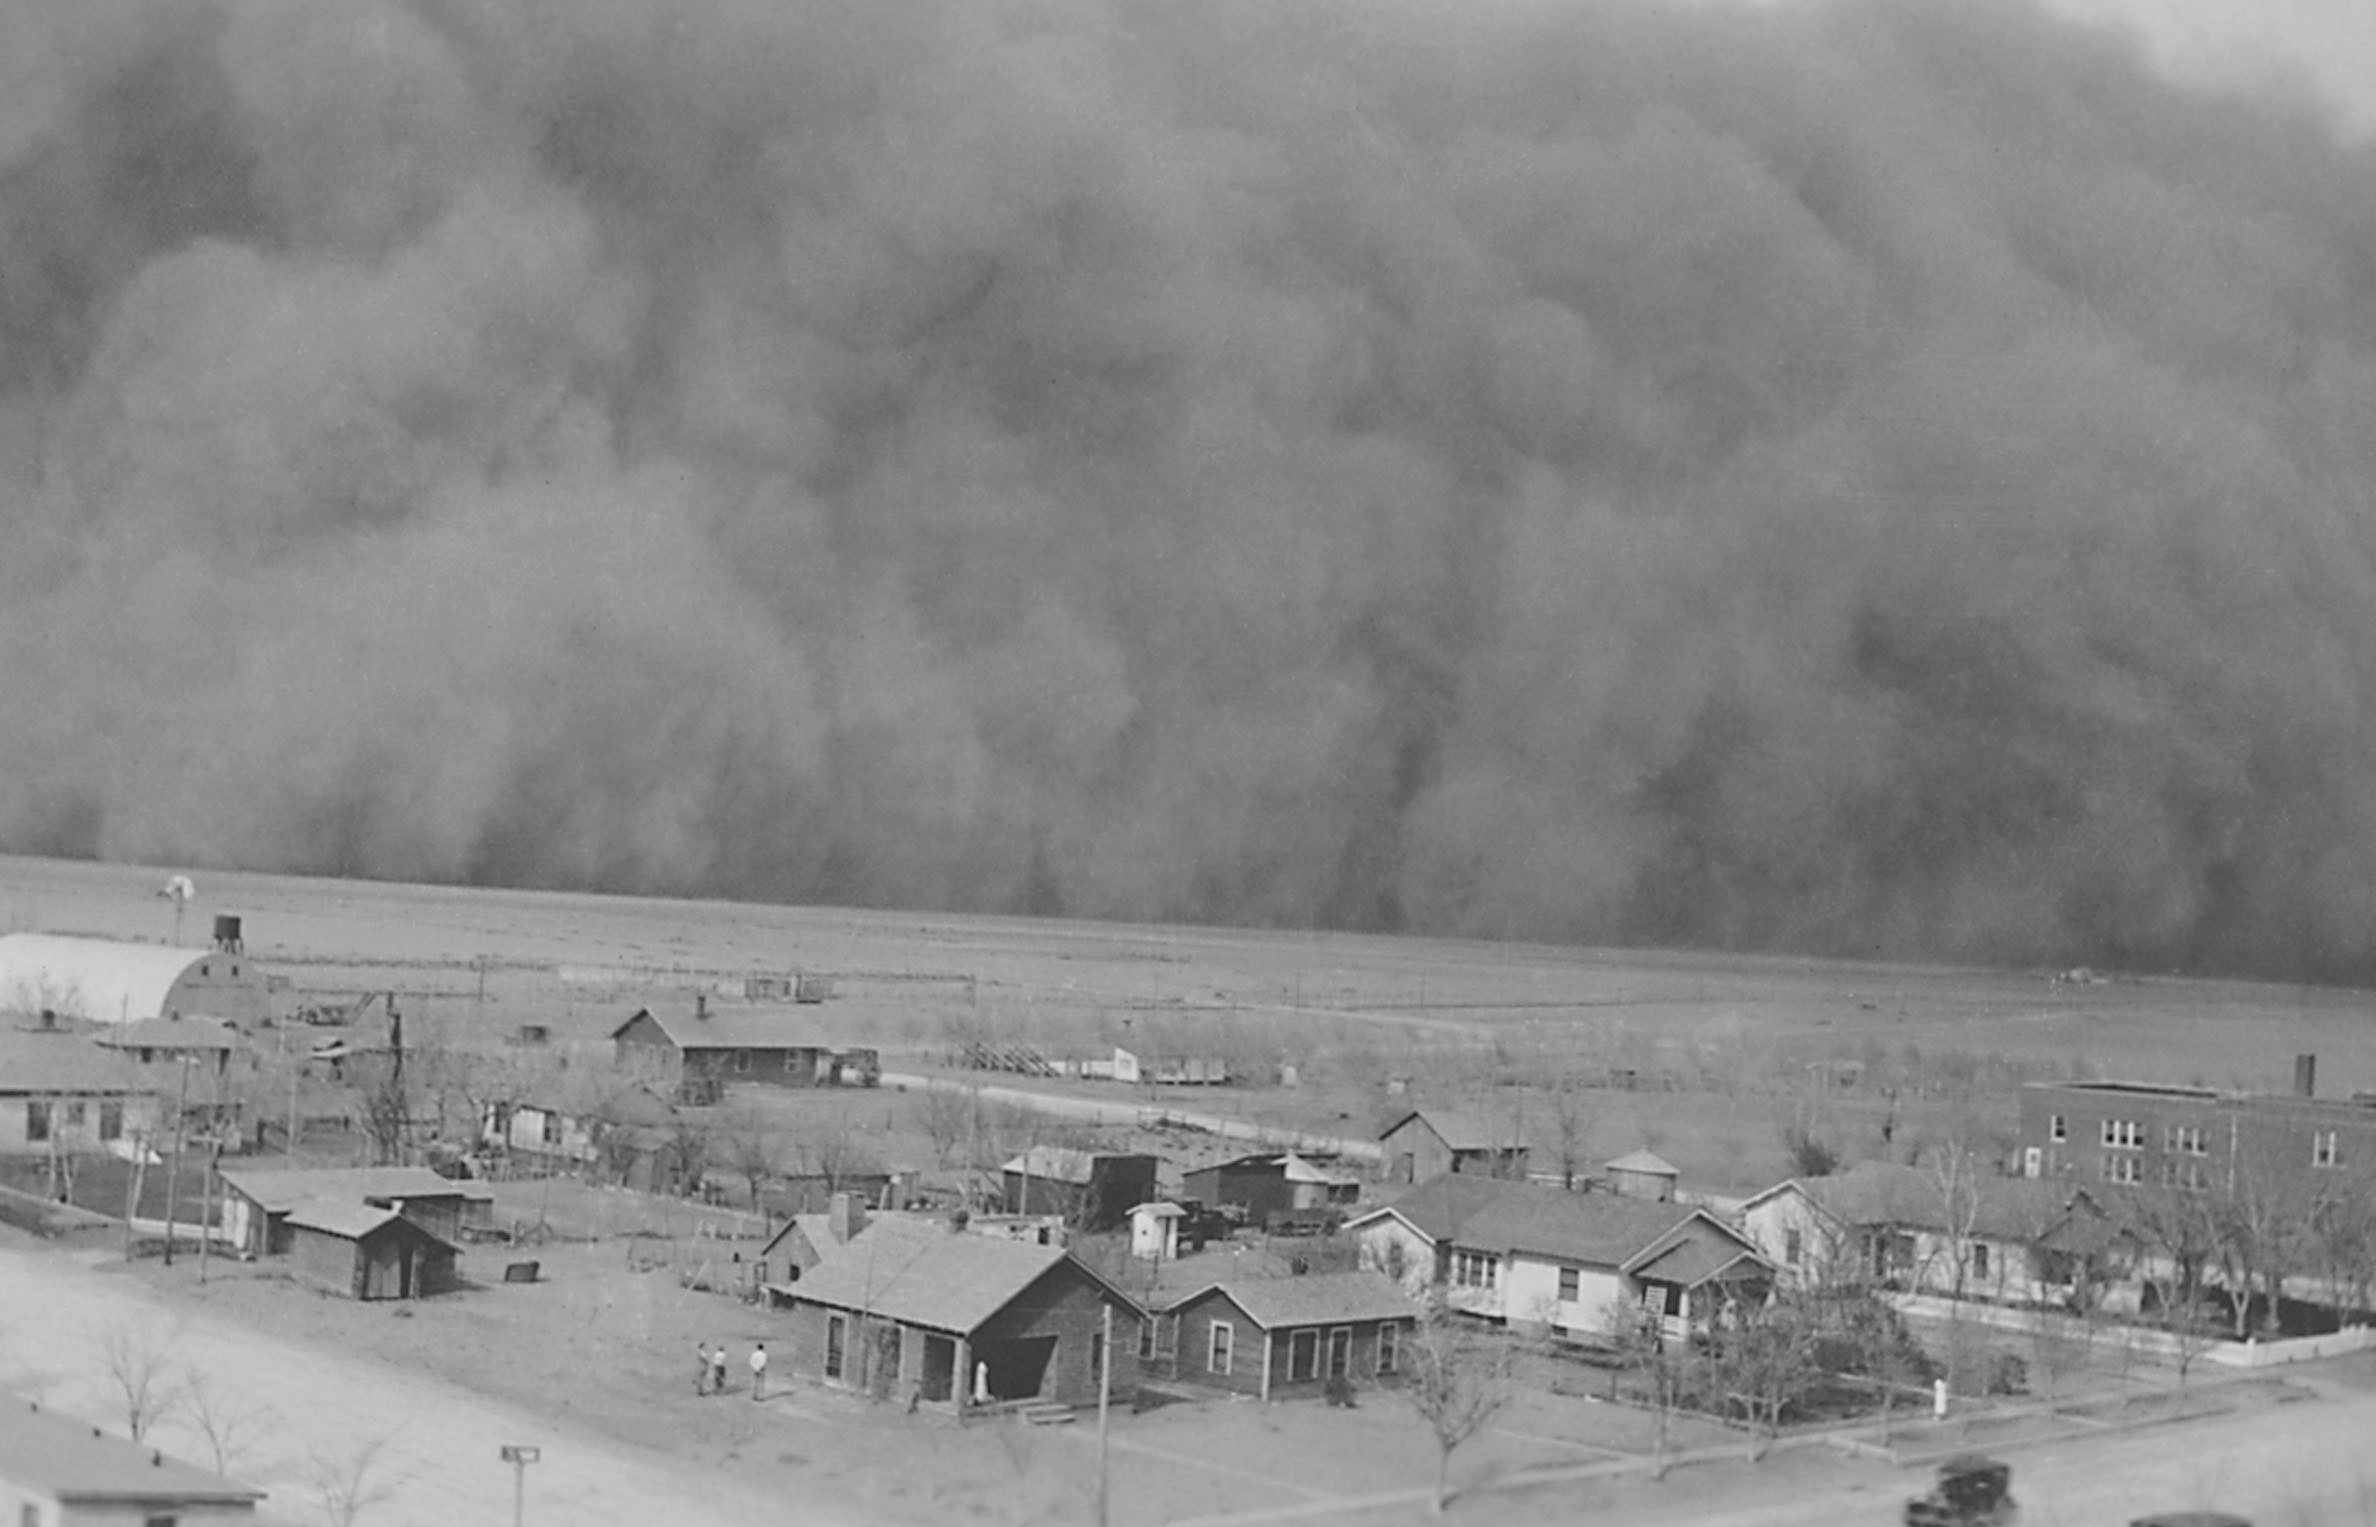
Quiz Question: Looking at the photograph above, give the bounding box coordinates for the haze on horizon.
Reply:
[7,0,2376,982]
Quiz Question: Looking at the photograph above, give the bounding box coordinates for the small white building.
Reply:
[1129,1202,1185,1261]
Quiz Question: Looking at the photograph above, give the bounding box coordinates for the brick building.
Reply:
[2018,1055,2376,1196]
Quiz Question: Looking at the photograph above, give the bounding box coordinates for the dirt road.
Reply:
[0,1239,810,1527]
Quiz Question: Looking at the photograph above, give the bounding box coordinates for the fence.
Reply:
[1891,1292,2376,1369]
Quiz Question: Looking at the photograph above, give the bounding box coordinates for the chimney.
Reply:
[828,1191,867,1244]
[212,914,243,953]
[694,993,710,1022]
[2296,1053,2318,1099]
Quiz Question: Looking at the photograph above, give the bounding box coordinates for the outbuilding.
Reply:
[0,928,270,1028]
[218,1166,491,1258]
[610,999,844,1100]
[1378,1110,1530,1184]
[283,1202,459,1300]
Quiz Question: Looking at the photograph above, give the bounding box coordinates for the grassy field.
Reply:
[8,851,2376,1197]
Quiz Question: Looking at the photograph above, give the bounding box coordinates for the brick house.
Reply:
[1146,1272,1420,1400]
[766,1219,1142,1411]
[2019,1061,2376,1197]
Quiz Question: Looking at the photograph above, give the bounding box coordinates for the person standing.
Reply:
[710,1343,729,1397]
[749,1341,769,1401]
[695,1341,712,1396]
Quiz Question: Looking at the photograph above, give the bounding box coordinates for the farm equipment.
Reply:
[1904,1454,2015,1527]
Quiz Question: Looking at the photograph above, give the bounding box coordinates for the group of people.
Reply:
[695,1340,770,1400]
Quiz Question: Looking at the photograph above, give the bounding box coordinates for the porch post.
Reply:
[1260,1329,1272,1401]
[954,1336,971,1411]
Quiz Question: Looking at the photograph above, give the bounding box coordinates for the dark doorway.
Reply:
[975,1335,1058,1401]
[921,1334,957,1402]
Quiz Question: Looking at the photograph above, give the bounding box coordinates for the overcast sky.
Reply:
[2043,0,2376,132]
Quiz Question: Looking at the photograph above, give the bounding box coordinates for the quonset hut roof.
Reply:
[0,934,224,1026]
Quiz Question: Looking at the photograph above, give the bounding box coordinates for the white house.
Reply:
[1737,1160,2111,1306]
[1346,1174,1772,1343]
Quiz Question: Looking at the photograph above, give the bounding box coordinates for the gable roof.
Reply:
[0,1029,160,1095]
[1455,1181,1756,1270]
[0,1399,264,1506]
[1343,1172,1525,1243]
[0,934,244,1027]
[1001,1146,1152,1182]
[1380,1109,1527,1151]
[780,1223,1129,1334]
[1603,1150,1679,1177]
[1165,1271,1422,1329]
[1779,1161,2083,1242]
[284,1200,456,1247]
[218,1166,488,1215]
[1625,1219,1771,1286]
[611,1005,836,1052]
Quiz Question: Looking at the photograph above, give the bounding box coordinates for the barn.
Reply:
[0,928,270,1029]
[283,1202,459,1300]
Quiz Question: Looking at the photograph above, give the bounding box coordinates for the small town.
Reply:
[0,880,2373,1526]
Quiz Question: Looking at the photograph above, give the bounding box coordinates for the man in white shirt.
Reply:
[749,1341,769,1401]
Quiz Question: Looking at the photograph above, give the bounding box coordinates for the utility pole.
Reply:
[1096,1301,1113,1527]
[162,1056,193,1265]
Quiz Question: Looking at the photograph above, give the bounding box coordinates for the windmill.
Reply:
[157,875,196,944]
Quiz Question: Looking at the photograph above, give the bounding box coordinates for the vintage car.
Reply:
[1904,1454,2016,1527]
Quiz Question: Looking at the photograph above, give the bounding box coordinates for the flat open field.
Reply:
[8,851,2376,1195]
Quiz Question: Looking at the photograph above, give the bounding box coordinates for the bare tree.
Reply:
[720,1102,785,1215]
[1401,1307,1514,1514]
[1546,1078,1591,1191]
[913,1087,971,1169]
[93,1320,182,1442]
[301,1432,402,1527]
[795,1115,882,1205]
[175,1372,275,1475]
[1601,1300,1695,1480]
[1709,1296,1821,1461]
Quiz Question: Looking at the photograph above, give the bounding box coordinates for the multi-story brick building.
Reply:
[2018,1055,2376,1198]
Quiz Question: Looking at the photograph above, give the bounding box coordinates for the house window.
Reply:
[1558,1266,1581,1302]
[1970,1243,1990,1279]
[1139,1316,1158,1361]
[541,1112,560,1145]
[2314,1131,2343,1170]
[1452,1250,1498,1290]
[2100,1154,2142,1185]
[2049,1114,2067,1143]
[784,1050,801,1072]
[1377,1324,1398,1375]
[2100,1119,2141,1149]
[1208,1320,1233,1376]
[734,1049,753,1074]
[1783,1230,1803,1268]
[2161,1159,2209,1191]
[1289,1329,1319,1381]
[63,1101,85,1127]
[24,1102,48,1144]
[825,1314,847,1380]
[1328,1327,1353,1379]
[99,1102,122,1142]
[2165,1124,2207,1156]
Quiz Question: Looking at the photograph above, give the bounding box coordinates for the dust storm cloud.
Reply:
[6,0,2376,979]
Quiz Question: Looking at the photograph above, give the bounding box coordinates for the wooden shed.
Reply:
[283,1202,459,1300]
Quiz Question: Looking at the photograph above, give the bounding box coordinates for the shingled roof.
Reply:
[1380,1109,1529,1151]
[777,1222,1134,1335]
[1161,1271,1421,1329]
[1457,1182,1736,1269]
[1783,1161,2082,1242]
[218,1166,488,1215]
[1344,1172,1527,1243]
[613,1005,837,1051]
